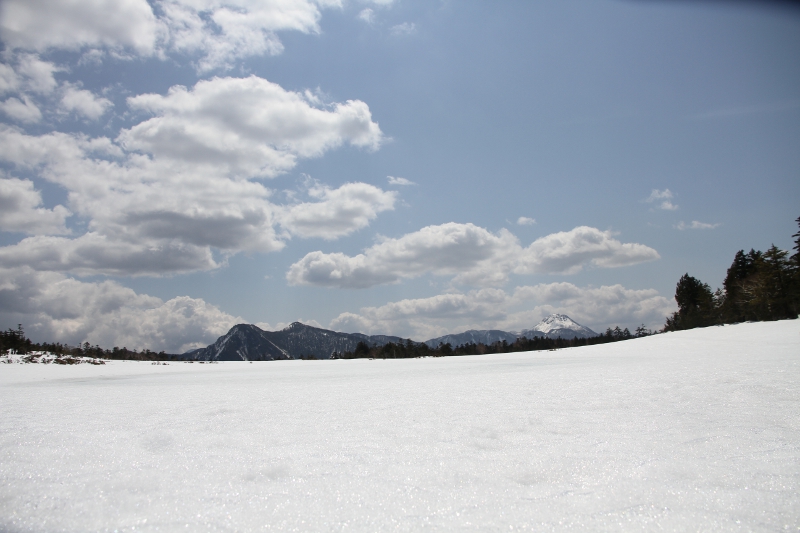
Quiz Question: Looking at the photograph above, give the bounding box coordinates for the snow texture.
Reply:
[1,351,105,365]
[1,320,799,532]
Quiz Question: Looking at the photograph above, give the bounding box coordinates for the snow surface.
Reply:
[1,320,799,532]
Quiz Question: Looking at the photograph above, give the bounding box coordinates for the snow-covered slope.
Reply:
[424,329,519,348]
[2,319,798,531]
[519,313,598,339]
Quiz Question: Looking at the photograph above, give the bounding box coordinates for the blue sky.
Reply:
[1,0,798,351]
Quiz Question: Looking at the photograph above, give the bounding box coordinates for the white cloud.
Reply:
[0,63,20,95]
[60,84,113,120]
[0,234,220,277]
[0,74,392,277]
[330,282,675,340]
[387,175,414,186]
[121,75,383,177]
[1,0,344,71]
[0,177,71,235]
[514,226,660,275]
[160,0,310,71]
[645,188,678,211]
[358,8,375,24]
[0,95,42,123]
[16,54,59,95]
[280,182,396,239]
[675,220,720,230]
[390,22,416,36]
[0,266,239,352]
[0,0,161,54]
[288,224,660,289]
[287,223,521,288]
[517,216,536,226]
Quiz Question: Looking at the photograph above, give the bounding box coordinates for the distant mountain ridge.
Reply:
[185,322,409,361]
[185,314,598,361]
[424,329,519,349]
[425,314,597,348]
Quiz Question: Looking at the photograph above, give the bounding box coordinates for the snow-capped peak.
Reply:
[533,314,582,334]
[519,314,598,339]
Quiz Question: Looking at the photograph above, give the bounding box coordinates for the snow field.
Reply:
[1,320,799,532]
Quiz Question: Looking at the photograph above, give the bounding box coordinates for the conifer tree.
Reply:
[665,274,716,330]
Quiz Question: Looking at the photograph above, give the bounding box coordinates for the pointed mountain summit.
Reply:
[519,313,598,340]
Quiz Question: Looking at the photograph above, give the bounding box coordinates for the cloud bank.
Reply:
[0,0,345,71]
[331,282,675,341]
[288,224,660,288]
[0,74,391,277]
[0,267,240,353]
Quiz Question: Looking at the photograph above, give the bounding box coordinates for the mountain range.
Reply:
[185,322,409,361]
[185,314,598,361]
[424,314,597,347]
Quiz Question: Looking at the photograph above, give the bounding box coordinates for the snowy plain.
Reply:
[1,320,799,532]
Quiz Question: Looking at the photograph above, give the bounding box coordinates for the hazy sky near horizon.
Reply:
[1,0,798,351]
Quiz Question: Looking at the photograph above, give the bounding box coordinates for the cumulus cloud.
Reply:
[287,223,520,288]
[0,234,219,276]
[0,177,71,235]
[0,0,342,71]
[517,216,536,226]
[387,176,414,186]
[280,182,396,239]
[515,226,660,275]
[0,95,42,123]
[0,266,239,352]
[0,74,392,277]
[0,0,161,54]
[330,282,675,341]
[60,84,113,119]
[161,0,331,71]
[675,220,720,230]
[645,188,678,211]
[0,54,62,123]
[16,54,59,95]
[288,224,660,289]
[121,75,383,177]
[0,63,20,95]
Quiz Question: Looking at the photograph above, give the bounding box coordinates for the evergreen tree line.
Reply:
[664,217,800,331]
[0,324,174,360]
[332,325,650,360]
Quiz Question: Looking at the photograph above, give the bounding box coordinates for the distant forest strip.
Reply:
[331,326,646,360]
[0,328,176,361]
[3,217,799,361]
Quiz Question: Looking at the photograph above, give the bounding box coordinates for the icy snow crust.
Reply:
[1,320,799,532]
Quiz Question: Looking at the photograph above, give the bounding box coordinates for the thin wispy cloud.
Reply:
[387,176,415,186]
[675,221,720,231]
[390,22,416,36]
[358,9,376,24]
[517,216,536,226]
[645,189,678,211]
